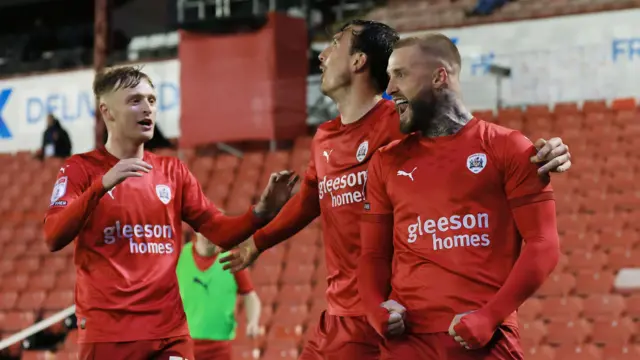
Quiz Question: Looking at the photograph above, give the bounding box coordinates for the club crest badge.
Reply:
[156,185,172,205]
[356,140,369,163]
[466,153,487,174]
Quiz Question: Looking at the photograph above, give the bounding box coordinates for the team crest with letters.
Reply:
[50,177,68,205]
[356,140,369,163]
[466,153,487,174]
[155,185,172,205]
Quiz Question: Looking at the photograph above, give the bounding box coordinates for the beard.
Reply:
[399,88,439,134]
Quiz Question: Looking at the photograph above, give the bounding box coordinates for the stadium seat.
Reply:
[602,344,640,360]
[43,290,74,311]
[1,311,35,332]
[280,263,315,285]
[590,317,636,346]
[554,343,602,360]
[15,290,47,311]
[536,272,575,297]
[539,296,583,322]
[520,320,546,349]
[574,270,615,296]
[261,338,299,360]
[524,345,555,360]
[276,284,312,307]
[544,318,591,346]
[582,294,626,321]
[518,298,541,322]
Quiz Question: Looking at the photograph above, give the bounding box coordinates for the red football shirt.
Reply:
[44,148,261,343]
[307,99,403,316]
[363,118,554,333]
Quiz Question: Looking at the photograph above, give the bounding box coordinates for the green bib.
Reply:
[177,243,237,340]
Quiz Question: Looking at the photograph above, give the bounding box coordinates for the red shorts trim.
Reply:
[299,310,381,360]
[381,325,524,360]
[78,335,194,360]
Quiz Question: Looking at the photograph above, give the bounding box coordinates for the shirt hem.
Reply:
[77,327,190,343]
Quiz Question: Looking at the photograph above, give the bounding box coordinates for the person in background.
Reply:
[177,232,261,360]
[40,113,72,159]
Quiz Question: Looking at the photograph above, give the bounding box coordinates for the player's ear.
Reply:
[352,52,368,73]
[432,67,448,89]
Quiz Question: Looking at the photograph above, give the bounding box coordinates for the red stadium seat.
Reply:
[574,270,615,296]
[554,344,602,360]
[15,291,47,311]
[0,292,18,311]
[43,290,74,311]
[602,344,640,360]
[536,272,575,297]
[29,273,58,291]
[276,284,312,307]
[582,294,626,321]
[1,273,29,292]
[518,298,541,322]
[590,317,636,346]
[261,338,299,360]
[255,285,279,307]
[539,296,583,322]
[544,318,591,346]
[280,263,315,285]
[520,320,546,349]
[524,345,555,360]
[1,311,35,332]
[269,305,308,339]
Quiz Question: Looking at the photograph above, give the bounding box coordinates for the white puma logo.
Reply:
[107,187,116,199]
[397,167,417,181]
[59,166,69,173]
[323,149,333,162]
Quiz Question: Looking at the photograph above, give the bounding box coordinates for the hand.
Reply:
[254,170,299,217]
[530,137,571,175]
[245,321,260,338]
[449,310,497,350]
[220,237,259,273]
[381,300,406,337]
[102,158,153,190]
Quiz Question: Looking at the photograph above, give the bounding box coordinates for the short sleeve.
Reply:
[45,158,90,217]
[233,269,255,295]
[363,151,392,215]
[179,161,222,231]
[502,131,554,208]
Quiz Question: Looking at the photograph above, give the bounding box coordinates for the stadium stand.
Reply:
[1,98,639,359]
[1,0,639,359]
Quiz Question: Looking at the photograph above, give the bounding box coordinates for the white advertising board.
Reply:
[311,8,640,111]
[0,60,180,154]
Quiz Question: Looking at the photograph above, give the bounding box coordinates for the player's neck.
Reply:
[104,136,145,159]
[194,240,217,257]
[422,95,473,138]
[334,84,382,125]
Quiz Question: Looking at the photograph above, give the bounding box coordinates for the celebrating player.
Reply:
[221,21,570,360]
[358,34,560,359]
[43,66,297,360]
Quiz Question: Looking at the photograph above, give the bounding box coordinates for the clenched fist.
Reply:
[381,299,406,337]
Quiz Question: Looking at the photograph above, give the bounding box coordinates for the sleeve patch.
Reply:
[50,176,68,205]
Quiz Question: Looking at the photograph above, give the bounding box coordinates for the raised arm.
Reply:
[44,158,152,251]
